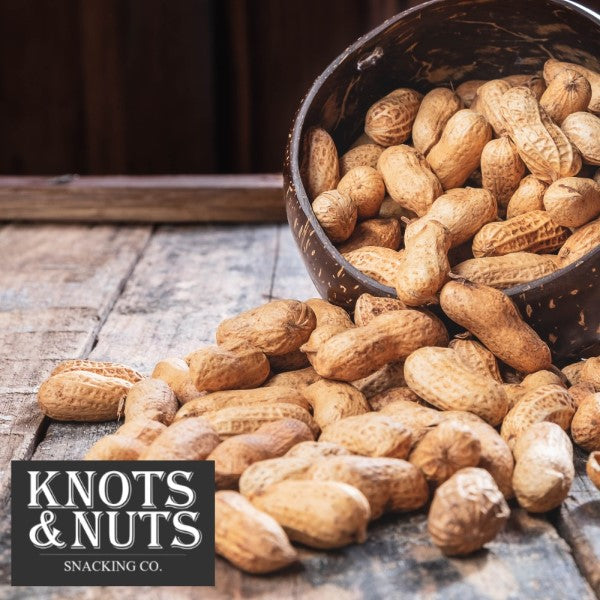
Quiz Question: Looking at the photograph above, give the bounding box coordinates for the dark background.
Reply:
[1,0,598,176]
[0,0,419,175]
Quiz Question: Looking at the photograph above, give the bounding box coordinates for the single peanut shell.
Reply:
[353,293,406,327]
[337,166,386,220]
[251,480,371,549]
[239,456,314,498]
[522,369,565,389]
[412,87,463,155]
[439,279,552,373]
[404,347,508,425]
[426,109,492,190]
[140,416,220,460]
[312,189,357,243]
[571,392,600,450]
[500,384,576,449]
[51,359,143,383]
[216,299,316,357]
[452,252,560,289]
[506,176,548,219]
[152,357,199,404]
[187,345,270,392]
[512,422,574,512]
[85,435,147,460]
[404,187,497,248]
[562,361,586,385]
[543,58,600,114]
[123,378,178,425]
[543,177,600,227]
[580,356,600,391]
[410,420,481,485]
[475,79,512,136]
[338,218,402,254]
[215,490,298,574]
[365,88,422,146]
[540,69,592,124]
[312,310,448,381]
[343,245,405,288]
[304,379,370,429]
[568,382,596,407]
[305,298,354,329]
[377,145,443,216]
[558,217,600,265]
[339,143,384,177]
[481,137,526,209]
[300,126,339,199]
[319,412,412,459]
[263,366,321,390]
[38,370,133,422]
[562,111,600,165]
[428,467,510,555]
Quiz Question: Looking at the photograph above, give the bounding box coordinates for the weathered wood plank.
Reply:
[0,223,152,583]
[0,175,285,223]
[555,448,600,597]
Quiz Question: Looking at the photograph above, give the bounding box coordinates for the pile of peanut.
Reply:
[38,291,600,574]
[302,58,600,296]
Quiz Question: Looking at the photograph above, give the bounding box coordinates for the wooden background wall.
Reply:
[0,0,417,175]
[1,0,598,175]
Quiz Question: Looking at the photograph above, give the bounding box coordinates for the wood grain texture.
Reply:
[1,223,598,598]
[555,448,600,597]
[0,175,285,222]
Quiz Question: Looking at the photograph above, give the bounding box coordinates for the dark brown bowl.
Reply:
[284,0,600,363]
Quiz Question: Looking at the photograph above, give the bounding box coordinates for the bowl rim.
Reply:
[288,0,600,301]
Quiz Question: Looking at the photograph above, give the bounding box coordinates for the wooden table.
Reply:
[1,203,599,598]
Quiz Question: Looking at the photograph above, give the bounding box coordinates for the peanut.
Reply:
[304,379,370,428]
[481,137,526,209]
[539,69,592,124]
[449,338,502,383]
[201,403,320,438]
[38,370,133,422]
[500,384,575,449]
[311,310,448,381]
[263,366,321,390]
[175,388,311,420]
[428,467,509,555]
[440,280,552,373]
[140,416,220,460]
[239,456,314,498]
[152,357,199,404]
[369,386,421,411]
[337,218,401,253]
[512,421,574,512]
[300,126,339,199]
[216,299,316,357]
[568,382,596,407]
[215,491,297,574]
[377,145,442,216]
[561,111,600,165]
[394,221,451,306]
[472,210,570,257]
[403,346,508,425]
[187,345,269,392]
[499,86,581,182]
[562,360,586,384]
[319,412,412,458]
[579,356,600,391]
[522,369,565,389]
[365,88,422,146]
[412,87,463,155]
[252,480,371,549]
[474,79,512,136]
[543,58,600,114]
[380,400,445,445]
[353,293,406,327]
[301,323,349,366]
[452,252,560,289]
[409,420,481,485]
[312,189,357,243]
[343,245,405,288]
[337,166,385,219]
[208,418,314,488]
[558,217,600,265]
[339,143,384,177]
[426,109,492,190]
[51,359,142,383]
[404,187,497,248]
[587,452,600,490]
[307,455,428,519]
[543,177,600,227]
[571,392,600,450]
[305,298,354,329]
[123,378,178,425]
[506,175,548,218]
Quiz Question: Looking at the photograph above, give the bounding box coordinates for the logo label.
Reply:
[11,461,215,586]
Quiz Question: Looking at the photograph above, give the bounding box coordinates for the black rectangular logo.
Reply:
[11,461,215,586]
